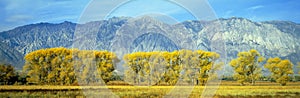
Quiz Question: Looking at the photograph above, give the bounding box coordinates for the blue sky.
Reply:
[0,0,299,32]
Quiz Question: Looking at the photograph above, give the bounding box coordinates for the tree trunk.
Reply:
[202,80,205,86]
[240,82,244,86]
[148,74,151,86]
[138,74,140,85]
[251,79,255,85]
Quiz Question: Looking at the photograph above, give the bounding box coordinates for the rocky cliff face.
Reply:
[0,21,76,54]
[130,33,179,52]
[0,16,299,70]
[203,18,300,63]
[0,42,23,69]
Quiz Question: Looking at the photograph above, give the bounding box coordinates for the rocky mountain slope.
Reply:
[0,16,299,71]
[0,42,24,69]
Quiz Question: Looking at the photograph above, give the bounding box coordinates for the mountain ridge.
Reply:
[2,16,299,33]
[0,16,299,72]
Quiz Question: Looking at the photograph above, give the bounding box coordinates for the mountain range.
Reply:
[0,16,299,73]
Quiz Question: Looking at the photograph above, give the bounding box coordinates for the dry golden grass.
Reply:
[0,81,300,97]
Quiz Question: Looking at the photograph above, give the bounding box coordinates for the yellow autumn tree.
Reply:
[23,47,118,85]
[298,62,300,74]
[123,51,156,85]
[23,49,44,84]
[230,49,264,85]
[143,51,166,85]
[162,50,182,85]
[95,51,119,83]
[194,50,221,85]
[123,50,221,86]
[123,53,139,85]
[0,64,16,85]
[264,57,294,86]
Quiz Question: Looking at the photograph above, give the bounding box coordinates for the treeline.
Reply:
[0,64,26,85]
[230,49,296,86]
[123,50,222,86]
[0,48,300,86]
[22,47,119,85]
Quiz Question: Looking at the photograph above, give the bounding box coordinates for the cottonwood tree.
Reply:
[161,50,182,85]
[264,57,294,86]
[230,49,264,85]
[0,64,16,85]
[123,52,144,85]
[298,62,300,75]
[123,50,221,86]
[145,52,167,85]
[180,50,221,85]
[194,50,221,85]
[23,47,118,85]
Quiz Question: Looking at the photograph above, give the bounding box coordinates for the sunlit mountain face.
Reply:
[0,16,299,73]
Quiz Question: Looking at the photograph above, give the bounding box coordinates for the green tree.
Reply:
[230,49,264,85]
[264,57,294,86]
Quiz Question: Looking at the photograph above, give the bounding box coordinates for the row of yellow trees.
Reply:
[23,48,222,85]
[22,47,300,86]
[123,50,222,85]
[230,49,295,86]
[23,47,119,85]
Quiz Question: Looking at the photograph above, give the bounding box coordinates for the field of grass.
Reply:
[0,81,300,98]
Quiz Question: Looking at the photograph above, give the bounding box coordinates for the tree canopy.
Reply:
[123,50,221,86]
[230,49,264,85]
[264,57,294,86]
[23,47,119,85]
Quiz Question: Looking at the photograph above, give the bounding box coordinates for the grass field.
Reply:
[0,81,300,98]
